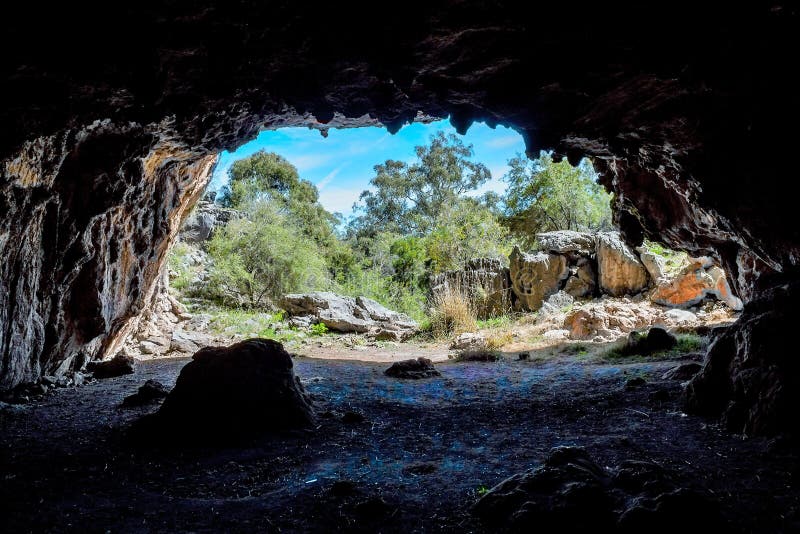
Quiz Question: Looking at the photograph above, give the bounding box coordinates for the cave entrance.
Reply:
[137,118,741,373]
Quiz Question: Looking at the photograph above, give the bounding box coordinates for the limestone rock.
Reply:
[536,231,596,255]
[384,358,441,379]
[430,258,512,319]
[450,332,487,350]
[564,259,597,298]
[86,352,136,379]
[140,339,314,440]
[179,201,238,244]
[651,259,742,310]
[509,246,569,311]
[621,326,677,356]
[280,292,417,338]
[169,329,213,354]
[596,232,650,296]
[563,300,660,341]
[636,247,668,284]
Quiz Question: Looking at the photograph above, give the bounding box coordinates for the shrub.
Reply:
[429,285,477,338]
[310,322,329,336]
[485,330,514,350]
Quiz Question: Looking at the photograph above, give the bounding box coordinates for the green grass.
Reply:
[644,239,690,276]
[206,307,298,342]
[168,242,199,292]
[310,322,329,336]
[599,332,707,362]
[476,315,513,329]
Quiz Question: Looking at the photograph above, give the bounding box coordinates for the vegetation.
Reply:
[502,152,613,249]
[429,285,478,338]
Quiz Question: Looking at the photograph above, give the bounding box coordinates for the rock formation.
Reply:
[179,200,238,244]
[596,232,650,297]
[430,258,512,318]
[1,3,797,434]
[138,338,315,440]
[509,247,569,311]
[651,259,743,311]
[280,292,418,340]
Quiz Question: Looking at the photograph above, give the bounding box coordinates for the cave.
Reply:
[2,2,799,531]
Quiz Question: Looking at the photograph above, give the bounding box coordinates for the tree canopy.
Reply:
[502,152,612,248]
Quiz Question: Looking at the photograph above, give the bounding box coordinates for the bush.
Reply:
[205,201,331,309]
[310,322,329,336]
[429,285,477,338]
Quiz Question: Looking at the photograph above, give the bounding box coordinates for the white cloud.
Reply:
[316,164,346,191]
[291,153,335,172]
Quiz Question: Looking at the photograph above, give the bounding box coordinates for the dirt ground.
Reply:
[1,345,798,533]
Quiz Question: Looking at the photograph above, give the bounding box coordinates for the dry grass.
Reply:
[429,284,478,339]
[485,329,514,350]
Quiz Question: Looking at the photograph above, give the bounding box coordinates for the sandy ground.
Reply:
[1,343,798,533]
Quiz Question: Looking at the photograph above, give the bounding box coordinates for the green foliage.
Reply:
[503,152,613,248]
[675,333,704,353]
[644,239,690,276]
[351,132,491,235]
[310,322,329,336]
[389,236,427,288]
[207,307,297,342]
[167,242,197,291]
[424,198,511,274]
[336,267,427,322]
[600,332,707,361]
[206,201,331,308]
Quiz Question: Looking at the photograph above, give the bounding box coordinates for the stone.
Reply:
[139,336,170,355]
[651,259,743,311]
[540,290,574,315]
[625,377,647,390]
[536,231,596,255]
[542,329,571,341]
[169,329,212,354]
[509,246,569,311]
[450,332,487,350]
[662,362,702,381]
[664,308,699,326]
[384,358,441,379]
[341,411,366,424]
[280,292,417,336]
[622,327,677,356]
[563,300,662,341]
[122,379,170,407]
[137,339,314,440]
[596,232,650,296]
[86,352,136,379]
[636,247,668,284]
[430,258,512,319]
[179,200,238,244]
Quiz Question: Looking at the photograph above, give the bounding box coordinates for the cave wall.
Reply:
[1,2,799,433]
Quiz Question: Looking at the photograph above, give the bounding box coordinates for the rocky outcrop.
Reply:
[280,292,417,339]
[509,247,569,311]
[596,232,650,297]
[138,339,314,440]
[652,259,743,311]
[537,231,596,256]
[430,258,512,319]
[179,200,237,244]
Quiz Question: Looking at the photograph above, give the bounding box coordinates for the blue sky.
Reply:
[209,119,527,217]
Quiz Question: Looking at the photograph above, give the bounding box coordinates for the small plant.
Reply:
[310,322,329,336]
[476,485,490,496]
[485,330,514,350]
[476,315,513,329]
[675,333,704,353]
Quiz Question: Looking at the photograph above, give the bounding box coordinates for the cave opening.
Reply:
[2,2,800,531]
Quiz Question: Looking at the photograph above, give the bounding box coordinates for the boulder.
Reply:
[280,292,417,338]
[122,379,170,407]
[636,247,668,284]
[540,291,574,315]
[651,259,743,311]
[179,200,238,244]
[86,352,136,379]
[596,232,649,296]
[139,338,314,440]
[384,358,441,379]
[564,259,597,298]
[563,300,661,341]
[662,362,702,381]
[169,329,213,354]
[622,326,677,356]
[450,332,487,350]
[509,246,569,311]
[430,258,512,319]
[139,336,170,355]
[536,231,596,256]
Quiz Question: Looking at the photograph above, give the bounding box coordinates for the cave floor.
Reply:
[1,354,798,532]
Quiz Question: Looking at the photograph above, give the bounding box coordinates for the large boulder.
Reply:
[179,200,238,244]
[86,352,136,379]
[651,259,743,310]
[430,258,512,319]
[596,232,650,296]
[280,292,417,338]
[563,300,663,341]
[564,258,597,298]
[384,358,441,379]
[509,246,569,311]
[536,231,596,256]
[139,339,314,440]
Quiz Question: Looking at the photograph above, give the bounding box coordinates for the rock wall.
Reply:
[0,121,216,390]
[1,3,798,433]
[430,258,513,318]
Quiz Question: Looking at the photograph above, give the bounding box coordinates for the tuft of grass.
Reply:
[599,331,707,362]
[429,285,478,339]
[485,330,514,350]
[207,307,296,342]
[476,485,490,497]
[675,333,704,353]
[476,315,513,329]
